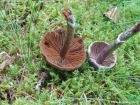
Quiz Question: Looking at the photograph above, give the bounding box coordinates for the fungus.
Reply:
[39,8,86,71]
[88,22,140,69]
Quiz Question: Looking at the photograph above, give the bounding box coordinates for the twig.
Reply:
[81,93,88,104]
[49,20,64,28]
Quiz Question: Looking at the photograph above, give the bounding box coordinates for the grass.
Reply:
[0,0,140,105]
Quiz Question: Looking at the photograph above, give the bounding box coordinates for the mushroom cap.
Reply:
[40,28,86,71]
[88,41,117,69]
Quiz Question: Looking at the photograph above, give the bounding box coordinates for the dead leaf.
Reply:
[104,6,119,23]
[56,89,63,98]
[6,89,14,104]
[35,68,51,91]
[0,51,10,63]
[0,52,20,71]
[48,83,64,98]
[23,24,29,33]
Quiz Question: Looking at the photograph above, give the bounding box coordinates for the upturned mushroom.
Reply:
[39,8,86,71]
[88,22,140,69]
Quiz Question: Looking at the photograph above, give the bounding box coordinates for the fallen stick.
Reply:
[49,20,64,28]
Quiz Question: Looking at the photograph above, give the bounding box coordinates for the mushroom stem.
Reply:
[96,22,140,64]
[60,15,75,58]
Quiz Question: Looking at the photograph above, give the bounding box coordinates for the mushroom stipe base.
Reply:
[40,28,86,71]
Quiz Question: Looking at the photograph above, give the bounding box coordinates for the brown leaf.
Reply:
[0,52,20,71]
[48,83,64,98]
[104,6,119,23]
[0,52,10,63]
[23,24,29,33]
[56,89,63,98]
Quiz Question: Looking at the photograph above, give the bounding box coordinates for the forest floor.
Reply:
[0,0,140,105]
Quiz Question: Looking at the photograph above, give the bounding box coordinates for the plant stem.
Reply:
[96,22,140,64]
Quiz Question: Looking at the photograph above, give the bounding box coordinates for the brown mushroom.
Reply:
[39,8,86,71]
[88,22,140,69]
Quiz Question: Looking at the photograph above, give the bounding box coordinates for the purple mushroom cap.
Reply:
[88,41,117,69]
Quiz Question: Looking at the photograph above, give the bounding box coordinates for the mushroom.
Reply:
[88,22,140,69]
[39,8,86,71]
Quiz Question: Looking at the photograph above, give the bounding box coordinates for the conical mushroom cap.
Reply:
[40,28,86,71]
[88,41,116,69]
